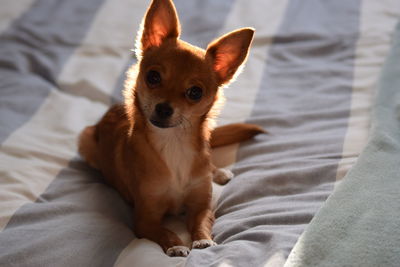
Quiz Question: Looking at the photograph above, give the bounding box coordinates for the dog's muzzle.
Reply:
[150,102,175,128]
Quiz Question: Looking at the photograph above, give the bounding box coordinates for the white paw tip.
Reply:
[192,239,217,249]
[220,169,234,179]
[214,169,234,185]
[166,246,190,257]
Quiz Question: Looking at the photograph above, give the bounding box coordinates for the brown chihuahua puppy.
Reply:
[78,0,263,257]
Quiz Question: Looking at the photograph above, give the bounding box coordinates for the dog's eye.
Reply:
[186,86,203,101]
[146,70,161,86]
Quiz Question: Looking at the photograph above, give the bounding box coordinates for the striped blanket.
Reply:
[1,1,399,266]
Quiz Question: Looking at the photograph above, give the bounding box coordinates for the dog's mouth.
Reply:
[149,119,180,129]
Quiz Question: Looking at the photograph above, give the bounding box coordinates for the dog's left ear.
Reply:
[136,0,181,55]
[206,28,254,85]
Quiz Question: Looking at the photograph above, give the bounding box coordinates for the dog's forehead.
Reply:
[142,40,211,76]
[164,49,205,73]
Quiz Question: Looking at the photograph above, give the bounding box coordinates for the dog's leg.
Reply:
[134,200,189,257]
[188,208,216,249]
[185,181,217,249]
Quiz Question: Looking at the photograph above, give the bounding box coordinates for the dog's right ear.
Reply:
[136,0,181,57]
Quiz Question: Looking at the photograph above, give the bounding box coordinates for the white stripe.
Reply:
[0,0,147,231]
[212,0,289,171]
[0,0,35,34]
[217,0,289,126]
[335,0,400,181]
[115,239,186,267]
[0,91,104,229]
[285,0,400,265]
[58,0,147,103]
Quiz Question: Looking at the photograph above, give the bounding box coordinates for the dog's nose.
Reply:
[155,103,173,119]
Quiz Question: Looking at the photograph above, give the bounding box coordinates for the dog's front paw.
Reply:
[192,239,217,249]
[166,246,190,257]
[213,168,234,185]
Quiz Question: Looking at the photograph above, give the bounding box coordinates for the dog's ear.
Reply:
[136,0,180,55]
[206,28,254,85]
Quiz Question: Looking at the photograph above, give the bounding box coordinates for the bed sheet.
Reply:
[0,0,399,266]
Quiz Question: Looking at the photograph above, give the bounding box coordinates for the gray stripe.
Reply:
[0,0,106,144]
[286,21,400,267]
[186,0,362,266]
[0,157,134,267]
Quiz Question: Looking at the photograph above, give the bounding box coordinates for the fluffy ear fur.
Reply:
[206,28,254,85]
[136,0,181,56]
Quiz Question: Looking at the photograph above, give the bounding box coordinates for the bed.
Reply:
[1,0,400,266]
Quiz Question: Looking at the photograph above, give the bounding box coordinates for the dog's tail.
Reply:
[210,123,265,148]
[78,125,100,169]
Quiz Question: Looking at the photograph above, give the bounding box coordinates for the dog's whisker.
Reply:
[181,116,192,132]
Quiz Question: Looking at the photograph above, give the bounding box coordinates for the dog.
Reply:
[78,0,263,257]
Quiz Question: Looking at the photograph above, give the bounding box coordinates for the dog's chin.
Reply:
[150,119,179,129]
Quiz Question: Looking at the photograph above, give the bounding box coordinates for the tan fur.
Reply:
[78,0,263,257]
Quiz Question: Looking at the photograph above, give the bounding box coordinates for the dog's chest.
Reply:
[154,129,195,202]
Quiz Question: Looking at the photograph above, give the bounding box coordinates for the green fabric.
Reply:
[285,21,400,267]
